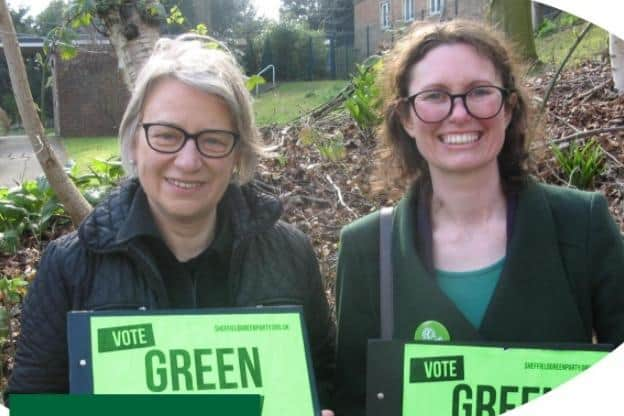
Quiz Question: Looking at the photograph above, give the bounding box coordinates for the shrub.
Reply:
[344,59,382,131]
[0,157,124,254]
[317,132,346,162]
[536,18,557,38]
[0,177,63,253]
[551,139,605,189]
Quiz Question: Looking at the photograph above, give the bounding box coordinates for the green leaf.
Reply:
[0,202,29,220]
[59,45,78,60]
[551,138,604,189]
[245,75,266,92]
[148,3,166,17]
[71,12,92,29]
[0,228,21,253]
[192,23,209,36]
[166,5,186,25]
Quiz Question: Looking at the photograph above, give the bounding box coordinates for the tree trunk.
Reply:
[610,34,624,94]
[0,0,92,225]
[531,2,546,31]
[0,106,9,134]
[490,0,539,63]
[97,1,161,91]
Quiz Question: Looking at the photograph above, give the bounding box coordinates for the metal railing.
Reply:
[255,64,276,95]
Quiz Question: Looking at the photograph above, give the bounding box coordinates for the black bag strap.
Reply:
[379,206,395,340]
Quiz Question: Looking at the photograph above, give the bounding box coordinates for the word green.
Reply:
[410,356,464,383]
[145,347,263,392]
[98,324,155,353]
[452,384,551,415]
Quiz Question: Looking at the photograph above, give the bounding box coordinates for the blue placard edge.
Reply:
[66,305,319,415]
[67,311,94,394]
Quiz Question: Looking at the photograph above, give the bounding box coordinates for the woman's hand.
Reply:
[321,410,335,416]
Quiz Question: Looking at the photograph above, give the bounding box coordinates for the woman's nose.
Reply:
[448,96,471,121]
[173,138,203,170]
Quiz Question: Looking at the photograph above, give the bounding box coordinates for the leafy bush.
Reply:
[0,306,7,342]
[535,12,583,39]
[558,12,581,27]
[536,18,558,38]
[68,157,124,205]
[274,154,289,168]
[317,132,346,162]
[298,126,346,162]
[551,139,605,189]
[0,177,63,253]
[298,125,321,146]
[1,276,29,370]
[0,276,28,306]
[344,59,382,131]
[0,157,124,254]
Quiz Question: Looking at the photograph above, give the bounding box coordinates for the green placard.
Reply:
[402,343,607,415]
[79,311,315,416]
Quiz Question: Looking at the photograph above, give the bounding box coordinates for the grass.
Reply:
[63,136,119,172]
[535,21,609,68]
[253,80,347,126]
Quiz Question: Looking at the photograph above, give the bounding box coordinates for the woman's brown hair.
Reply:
[375,19,532,194]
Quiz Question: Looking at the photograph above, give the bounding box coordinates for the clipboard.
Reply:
[67,305,320,416]
[366,339,610,416]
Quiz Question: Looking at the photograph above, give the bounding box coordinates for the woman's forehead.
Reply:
[407,43,501,91]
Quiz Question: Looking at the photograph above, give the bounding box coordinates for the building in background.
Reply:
[354,0,487,60]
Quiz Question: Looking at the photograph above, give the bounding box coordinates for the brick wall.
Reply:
[354,0,488,61]
[53,45,129,137]
[354,0,392,60]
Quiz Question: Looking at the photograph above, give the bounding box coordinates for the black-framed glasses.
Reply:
[405,85,510,123]
[142,123,239,158]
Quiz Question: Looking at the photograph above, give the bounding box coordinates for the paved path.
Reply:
[0,135,68,187]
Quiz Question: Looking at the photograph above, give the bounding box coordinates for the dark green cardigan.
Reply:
[334,180,624,415]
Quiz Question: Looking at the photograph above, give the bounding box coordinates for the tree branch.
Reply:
[537,22,593,124]
[579,80,610,102]
[534,126,624,148]
[325,174,356,217]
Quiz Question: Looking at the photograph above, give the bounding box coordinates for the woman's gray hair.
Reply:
[119,33,266,183]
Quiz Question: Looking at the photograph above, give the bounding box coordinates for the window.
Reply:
[430,0,443,15]
[380,1,390,29]
[404,0,415,21]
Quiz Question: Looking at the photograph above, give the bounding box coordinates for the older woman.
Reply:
[334,20,624,415]
[7,34,335,413]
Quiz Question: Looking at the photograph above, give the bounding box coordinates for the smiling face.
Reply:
[133,77,238,227]
[401,43,512,179]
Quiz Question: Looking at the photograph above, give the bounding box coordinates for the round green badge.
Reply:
[414,320,451,341]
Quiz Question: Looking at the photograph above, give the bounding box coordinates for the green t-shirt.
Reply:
[436,257,505,328]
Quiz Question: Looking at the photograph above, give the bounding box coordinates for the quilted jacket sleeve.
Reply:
[5,237,74,402]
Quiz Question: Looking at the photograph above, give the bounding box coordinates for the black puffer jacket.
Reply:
[7,179,335,405]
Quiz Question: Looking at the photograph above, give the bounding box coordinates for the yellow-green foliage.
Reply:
[551,139,605,189]
[344,60,382,130]
[535,14,608,67]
